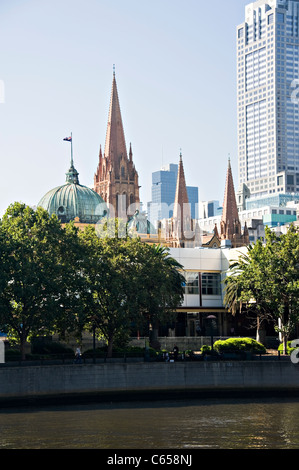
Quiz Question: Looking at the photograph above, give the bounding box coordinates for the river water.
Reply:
[0,397,299,450]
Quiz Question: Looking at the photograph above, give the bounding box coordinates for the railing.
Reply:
[1,350,155,366]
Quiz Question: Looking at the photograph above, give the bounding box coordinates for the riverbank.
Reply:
[0,360,299,408]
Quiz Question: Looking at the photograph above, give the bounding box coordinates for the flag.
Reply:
[63,136,72,142]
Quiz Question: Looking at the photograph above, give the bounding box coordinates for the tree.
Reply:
[131,243,185,346]
[78,221,185,357]
[224,225,299,353]
[224,245,274,344]
[0,203,80,359]
[263,225,299,352]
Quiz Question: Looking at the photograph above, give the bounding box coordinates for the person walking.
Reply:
[74,346,82,364]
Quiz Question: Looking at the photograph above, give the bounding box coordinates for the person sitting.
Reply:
[173,345,179,361]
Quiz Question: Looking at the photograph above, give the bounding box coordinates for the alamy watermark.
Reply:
[291,79,299,104]
[290,339,299,364]
[94,196,197,240]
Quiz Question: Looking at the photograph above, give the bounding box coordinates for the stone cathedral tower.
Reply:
[94,70,140,218]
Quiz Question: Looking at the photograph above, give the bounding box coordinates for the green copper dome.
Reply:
[38,160,108,224]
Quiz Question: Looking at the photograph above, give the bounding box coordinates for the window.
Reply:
[287,175,294,185]
[202,273,221,296]
[238,28,244,39]
[277,13,284,23]
[183,273,199,295]
[268,14,274,25]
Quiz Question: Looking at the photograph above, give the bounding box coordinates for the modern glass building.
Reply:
[237,0,299,198]
[147,163,199,226]
[245,191,299,208]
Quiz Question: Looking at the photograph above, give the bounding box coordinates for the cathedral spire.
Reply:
[94,70,140,217]
[173,151,190,215]
[220,157,248,247]
[221,156,239,230]
[104,68,128,167]
[172,151,191,242]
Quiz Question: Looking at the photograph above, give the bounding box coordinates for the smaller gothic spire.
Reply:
[220,157,249,247]
[172,152,191,242]
[221,156,239,230]
[129,143,133,161]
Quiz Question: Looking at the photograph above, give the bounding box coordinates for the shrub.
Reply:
[31,339,73,355]
[213,337,266,354]
[278,341,296,355]
[5,349,22,361]
[201,345,211,354]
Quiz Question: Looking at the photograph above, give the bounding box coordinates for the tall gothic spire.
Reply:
[104,68,128,167]
[93,69,140,217]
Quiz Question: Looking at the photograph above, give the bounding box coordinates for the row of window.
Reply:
[183,273,221,297]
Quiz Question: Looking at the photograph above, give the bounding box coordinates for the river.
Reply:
[0,396,299,450]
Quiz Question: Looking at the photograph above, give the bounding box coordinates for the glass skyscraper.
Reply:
[147,163,199,227]
[237,0,299,198]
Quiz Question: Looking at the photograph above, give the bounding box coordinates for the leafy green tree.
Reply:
[78,221,185,357]
[78,222,138,357]
[224,245,274,344]
[0,203,80,359]
[131,243,185,346]
[224,225,299,353]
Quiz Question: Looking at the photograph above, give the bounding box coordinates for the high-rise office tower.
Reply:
[237,0,299,198]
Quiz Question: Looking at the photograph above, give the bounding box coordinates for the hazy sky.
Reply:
[0,0,249,217]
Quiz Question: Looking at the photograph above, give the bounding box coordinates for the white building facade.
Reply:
[169,247,247,338]
[237,0,299,198]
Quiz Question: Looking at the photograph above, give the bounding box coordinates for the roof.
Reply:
[38,159,108,224]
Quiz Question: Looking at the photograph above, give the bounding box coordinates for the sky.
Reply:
[0,0,250,218]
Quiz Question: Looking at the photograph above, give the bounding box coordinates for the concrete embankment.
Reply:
[0,361,299,407]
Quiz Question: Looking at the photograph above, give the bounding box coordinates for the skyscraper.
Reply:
[237,0,299,198]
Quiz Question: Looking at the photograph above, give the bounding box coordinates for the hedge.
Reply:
[213,337,266,354]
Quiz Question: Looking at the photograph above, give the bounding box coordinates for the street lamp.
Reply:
[206,315,217,353]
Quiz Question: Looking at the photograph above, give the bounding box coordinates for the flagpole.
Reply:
[71,132,73,166]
